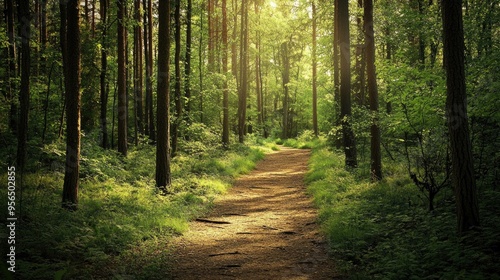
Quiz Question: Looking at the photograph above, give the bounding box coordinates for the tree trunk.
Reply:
[134,0,144,139]
[184,0,193,127]
[365,0,382,180]
[117,0,128,156]
[231,0,238,85]
[333,0,341,148]
[144,0,155,141]
[208,0,215,71]
[199,4,204,124]
[338,0,357,168]
[442,0,480,233]
[255,1,263,130]
[171,0,182,157]
[281,42,290,140]
[6,0,17,134]
[312,0,318,137]
[354,0,365,106]
[237,1,248,143]
[17,0,30,175]
[222,0,230,147]
[62,0,81,210]
[156,0,172,191]
[100,0,109,149]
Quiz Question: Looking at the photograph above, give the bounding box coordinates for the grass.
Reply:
[0,131,267,279]
[306,142,500,279]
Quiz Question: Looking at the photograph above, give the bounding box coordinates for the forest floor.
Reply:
[169,146,341,279]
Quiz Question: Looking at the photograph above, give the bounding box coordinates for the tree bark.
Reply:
[312,0,318,137]
[281,42,290,140]
[365,0,382,180]
[237,1,248,143]
[62,0,81,210]
[338,0,357,168]
[17,0,30,174]
[185,0,193,126]
[6,0,17,134]
[117,0,128,156]
[100,0,109,148]
[172,0,182,157]
[222,0,230,147]
[442,0,480,233]
[156,0,172,190]
[134,0,144,139]
[144,0,155,141]
[255,1,263,130]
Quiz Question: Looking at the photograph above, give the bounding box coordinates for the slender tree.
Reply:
[144,0,155,140]
[222,0,230,147]
[184,0,193,125]
[237,0,248,143]
[442,0,480,233]
[100,0,109,148]
[338,0,357,168]
[117,0,128,156]
[281,41,290,139]
[255,1,263,129]
[156,0,172,190]
[172,0,182,157]
[17,0,30,175]
[62,0,81,210]
[333,0,341,148]
[365,0,382,180]
[6,0,17,134]
[312,0,318,137]
[134,0,144,140]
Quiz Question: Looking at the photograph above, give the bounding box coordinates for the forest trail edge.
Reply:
[169,146,340,280]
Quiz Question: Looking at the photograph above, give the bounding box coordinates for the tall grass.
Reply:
[306,142,500,279]
[0,134,266,279]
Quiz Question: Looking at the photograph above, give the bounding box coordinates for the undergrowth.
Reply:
[0,128,266,279]
[306,142,500,279]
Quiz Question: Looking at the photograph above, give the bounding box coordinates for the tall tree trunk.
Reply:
[365,0,382,180]
[222,0,230,147]
[338,0,357,168]
[255,1,263,129]
[199,3,204,123]
[6,0,17,134]
[134,0,144,139]
[172,0,182,157]
[354,0,365,106]
[185,0,193,126]
[156,0,172,190]
[17,0,30,175]
[237,0,248,143]
[208,0,215,71]
[231,0,238,84]
[281,42,290,139]
[100,0,109,148]
[312,0,318,137]
[117,0,128,156]
[442,0,479,233]
[62,0,81,210]
[144,0,155,141]
[333,0,341,148]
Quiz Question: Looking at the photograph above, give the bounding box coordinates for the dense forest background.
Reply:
[1,0,499,279]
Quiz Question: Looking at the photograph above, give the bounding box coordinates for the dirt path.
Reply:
[170,147,339,279]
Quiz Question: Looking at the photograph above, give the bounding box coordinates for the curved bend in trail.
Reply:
[170,147,339,279]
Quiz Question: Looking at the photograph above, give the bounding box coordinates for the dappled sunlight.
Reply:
[170,147,338,279]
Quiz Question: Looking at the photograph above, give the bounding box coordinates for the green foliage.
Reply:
[306,143,500,279]
[0,134,266,279]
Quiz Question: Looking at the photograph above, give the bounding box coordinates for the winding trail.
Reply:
[170,147,339,279]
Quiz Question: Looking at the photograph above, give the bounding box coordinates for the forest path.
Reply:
[169,146,339,279]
